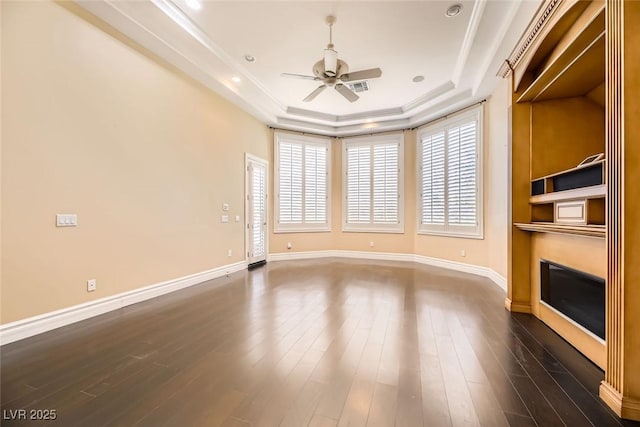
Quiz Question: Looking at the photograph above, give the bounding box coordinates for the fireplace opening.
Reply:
[540,260,605,340]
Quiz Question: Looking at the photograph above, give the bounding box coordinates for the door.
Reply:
[246,154,268,266]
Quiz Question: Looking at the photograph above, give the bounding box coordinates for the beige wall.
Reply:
[486,78,510,278]
[1,2,270,323]
[0,0,3,324]
[270,81,511,278]
[1,1,512,325]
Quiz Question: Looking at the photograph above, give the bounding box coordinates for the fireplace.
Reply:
[540,260,605,340]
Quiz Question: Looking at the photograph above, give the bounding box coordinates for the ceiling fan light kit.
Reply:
[281,14,383,103]
[323,48,338,77]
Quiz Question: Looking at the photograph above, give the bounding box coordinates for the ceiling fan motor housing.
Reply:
[313,59,349,84]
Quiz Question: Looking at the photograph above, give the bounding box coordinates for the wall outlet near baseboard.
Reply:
[460,249,466,257]
[287,242,292,249]
[87,279,97,292]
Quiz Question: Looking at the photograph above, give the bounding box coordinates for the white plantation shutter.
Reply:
[447,122,477,226]
[278,141,303,224]
[346,145,371,223]
[373,143,399,223]
[344,135,403,232]
[420,131,446,226]
[418,106,482,237]
[275,133,330,232]
[304,145,327,223]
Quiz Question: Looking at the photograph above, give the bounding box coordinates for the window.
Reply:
[274,132,331,232]
[418,106,483,238]
[343,134,404,233]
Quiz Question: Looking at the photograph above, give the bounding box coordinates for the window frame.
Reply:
[274,132,332,233]
[417,106,484,239]
[342,133,404,234]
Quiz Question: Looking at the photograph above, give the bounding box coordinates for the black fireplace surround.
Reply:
[540,260,605,340]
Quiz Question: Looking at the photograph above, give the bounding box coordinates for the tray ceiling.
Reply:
[76,0,542,136]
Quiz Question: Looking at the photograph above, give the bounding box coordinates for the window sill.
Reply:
[417,230,484,240]
[274,228,331,234]
[342,226,405,234]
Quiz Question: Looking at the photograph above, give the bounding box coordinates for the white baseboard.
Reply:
[486,269,508,291]
[268,250,507,291]
[0,260,247,346]
[268,250,414,263]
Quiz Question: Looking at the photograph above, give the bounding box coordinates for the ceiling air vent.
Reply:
[347,81,369,93]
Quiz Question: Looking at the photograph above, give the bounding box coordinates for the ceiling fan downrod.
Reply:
[324,15,338,77]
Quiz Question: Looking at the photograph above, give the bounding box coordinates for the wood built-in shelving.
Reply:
[529,184,605,204]
[517,6,604,103]
[506,0,608,382]
[528,160,606,227]
[514,222,605,238]
[507,0,640,419]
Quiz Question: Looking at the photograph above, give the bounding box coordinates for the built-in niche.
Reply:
[540,260,605,340]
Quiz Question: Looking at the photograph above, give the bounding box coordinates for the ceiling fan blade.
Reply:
[340,68,382,82]
[335,83,359,103]
[303,85,327,102]
[281,73,320,81]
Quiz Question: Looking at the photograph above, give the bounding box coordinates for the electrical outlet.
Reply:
[87,279,97,292]
[460,249,466,257]
[287,242,292,249]
[370,241,374,248]
[228,249,232,257]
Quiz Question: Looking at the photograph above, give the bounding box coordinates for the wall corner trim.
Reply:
[268,250,507,291]
[600,381,640,421]
[504,298,533,313]
[0,260,247,346]
[600,381,623,417]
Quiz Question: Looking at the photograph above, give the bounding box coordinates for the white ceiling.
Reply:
[77,0,541,136]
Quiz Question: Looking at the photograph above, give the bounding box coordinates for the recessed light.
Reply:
[185,0,202,11]
[244,54,256,63]
[412,75,425,83]
[231,76,241,83]
[446,4,462,17]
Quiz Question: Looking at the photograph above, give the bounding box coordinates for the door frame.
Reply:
[245,153,269,264]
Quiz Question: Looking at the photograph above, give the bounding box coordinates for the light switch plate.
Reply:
[221,215,229,223]
[56,214,77,227]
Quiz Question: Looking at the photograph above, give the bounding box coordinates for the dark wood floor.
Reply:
[1,259,637,426]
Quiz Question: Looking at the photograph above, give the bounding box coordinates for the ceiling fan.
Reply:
[281,15,382,103]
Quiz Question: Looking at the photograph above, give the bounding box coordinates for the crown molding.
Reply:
[497,0,561,78]
[453,0,488,85]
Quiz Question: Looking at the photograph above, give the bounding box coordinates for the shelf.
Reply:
[517,4,605,103]
[514,222,605,238]
[534,159,604,180]
[530,184,605,204]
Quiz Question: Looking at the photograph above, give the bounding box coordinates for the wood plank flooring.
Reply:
[1,259,637,426]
